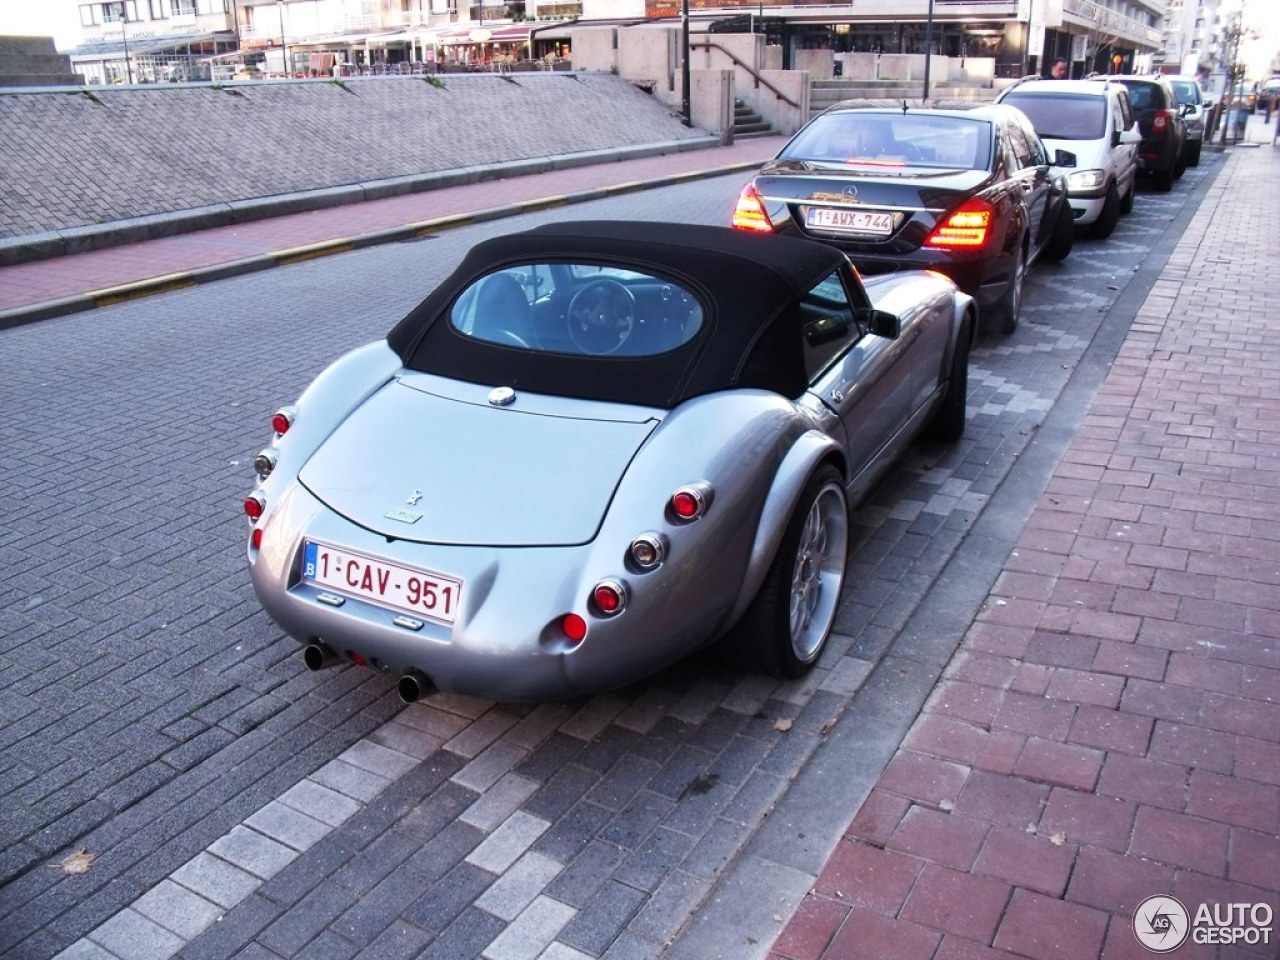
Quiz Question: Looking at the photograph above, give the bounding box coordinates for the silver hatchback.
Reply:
[1167,75,1206,166]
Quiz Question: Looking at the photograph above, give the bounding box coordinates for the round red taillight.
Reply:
[592,580,627,616]
[672,491,700,519]
[271,407,295,435]
[562,613,587,643]
[243,492,265,520]
[250,527,263,549]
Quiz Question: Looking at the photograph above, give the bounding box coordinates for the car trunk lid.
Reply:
[755,162,992,254]
[298,378,657,547]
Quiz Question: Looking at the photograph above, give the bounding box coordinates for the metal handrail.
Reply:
[689,39,799,109]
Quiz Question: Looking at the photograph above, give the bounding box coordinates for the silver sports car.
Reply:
[245,221,974,701]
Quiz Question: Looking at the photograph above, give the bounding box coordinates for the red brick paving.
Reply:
[770,138,1280,959]
[0,137,783,314]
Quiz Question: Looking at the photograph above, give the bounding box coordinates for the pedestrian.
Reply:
[1050,58,1068,80]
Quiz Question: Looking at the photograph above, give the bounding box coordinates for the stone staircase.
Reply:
[0,35,83,87]
[809,78,997,119]
[733,98,775,138]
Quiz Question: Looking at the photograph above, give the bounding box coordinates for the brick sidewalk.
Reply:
[769,138,1280,958]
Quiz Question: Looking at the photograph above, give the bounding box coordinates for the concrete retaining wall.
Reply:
[0,72,705,243]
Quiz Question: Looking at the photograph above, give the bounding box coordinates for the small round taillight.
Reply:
[271,406,296,435]
[670,484,712,522]
[243,492,266,520]
[250,527,263,550]
[562,613,588,643]
[253,449,277,479]
[629,533,666,571]
[592,580,627,616]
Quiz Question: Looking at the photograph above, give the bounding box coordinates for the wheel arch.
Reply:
[727,431,846,628]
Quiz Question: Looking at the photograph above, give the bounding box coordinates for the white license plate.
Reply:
[302,540,462,625]
[806,207,895,236]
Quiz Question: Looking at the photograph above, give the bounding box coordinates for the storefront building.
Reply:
[56,0,1162,84]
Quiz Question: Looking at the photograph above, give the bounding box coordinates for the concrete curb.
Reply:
[0,136,720,268]
[0,151,762,332]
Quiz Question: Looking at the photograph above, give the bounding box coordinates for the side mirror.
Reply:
[1053,148,1077,168]
[857,308,901,339]
[1119,128,1141,145]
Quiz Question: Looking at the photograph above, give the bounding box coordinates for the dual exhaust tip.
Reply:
[302,644,434,703]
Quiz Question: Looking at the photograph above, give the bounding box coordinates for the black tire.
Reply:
[736,465,848,679]
[996,246,1026,335]
[1174,150,1187,178]
[1186,140,1202,167]
[1043,201,1075,262]
[1119,178,1135,215]
[927,321,970,442]
[1154,162,1175,192]
[1089,184,1120,240]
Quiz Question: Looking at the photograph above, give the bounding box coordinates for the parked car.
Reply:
[997,77,1140,238]
[245,221,975,701]
[1111,74,1188,190]
[1227,81,1259,114]
[732,104,1075,334]
[1258,78,1280,113]
[1166,75,1206,166]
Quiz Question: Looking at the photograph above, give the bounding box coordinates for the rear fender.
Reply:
[256,341,401,520]
[729,430,844,626]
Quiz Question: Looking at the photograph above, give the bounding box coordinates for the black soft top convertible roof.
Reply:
[386,221,862,409]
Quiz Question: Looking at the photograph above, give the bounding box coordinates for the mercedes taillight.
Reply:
[924,198,994,249]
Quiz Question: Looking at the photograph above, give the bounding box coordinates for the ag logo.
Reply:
[1134,895,1190,952]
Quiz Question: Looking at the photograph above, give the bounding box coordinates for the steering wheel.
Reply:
[487,329,530,349]
[567,279,635,355]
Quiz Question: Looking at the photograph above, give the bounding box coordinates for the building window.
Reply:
[171,0,196,15]
[149,0,167,17]
[102,1,140,23]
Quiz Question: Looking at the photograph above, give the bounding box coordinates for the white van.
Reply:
[997,78,1140,239]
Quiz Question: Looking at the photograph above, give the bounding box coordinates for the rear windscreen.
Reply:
[782,113,993,170]
[1001,93,1106,140]
[1169,80,1201,105]
[450,264,704,358]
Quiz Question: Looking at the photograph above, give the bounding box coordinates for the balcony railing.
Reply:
[1062,0,1162,47]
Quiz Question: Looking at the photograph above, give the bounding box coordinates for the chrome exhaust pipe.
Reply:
[398,669,434,703]
[302,642,341,671]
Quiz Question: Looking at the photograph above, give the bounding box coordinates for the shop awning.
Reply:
[436,25,531,46]
[290,31,398,47]
[68,31,231,59]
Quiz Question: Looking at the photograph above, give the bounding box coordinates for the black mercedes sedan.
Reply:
[733,104,1077,334]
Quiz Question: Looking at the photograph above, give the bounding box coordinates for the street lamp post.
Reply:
[922,0,935,101]
[681,0,691,127]
[120,7,134,85]
[1021,0,1036,77]
[277,0,288,77]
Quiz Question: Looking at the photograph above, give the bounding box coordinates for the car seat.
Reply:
[471,274,534,346]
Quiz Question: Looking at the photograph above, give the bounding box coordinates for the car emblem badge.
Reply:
[807,190,860,205]
[489,386,516,407]
[406,490,423,505]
